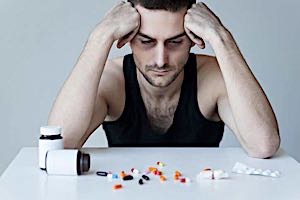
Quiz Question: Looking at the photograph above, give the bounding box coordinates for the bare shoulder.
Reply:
[99,56,125,121]
[195,54,225,121]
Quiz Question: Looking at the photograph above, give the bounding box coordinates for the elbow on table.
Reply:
[247,131,281,159]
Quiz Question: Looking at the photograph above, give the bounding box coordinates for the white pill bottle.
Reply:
[39,125,64,170]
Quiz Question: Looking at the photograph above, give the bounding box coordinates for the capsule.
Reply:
[113,184,122,190]
[96,171,108,176]
[160,175,166,182]
[148,167,158,172]
[112,174,118,179]
[154,170,162,175]
[138,178,144,185]
[180,178,186,183]
[174,170,182,177]
[123,175,134,181]
[131,168,140,174]
[142,174,150,181]
[120,171,126,178]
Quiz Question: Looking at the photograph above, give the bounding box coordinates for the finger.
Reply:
[184,26,205,49]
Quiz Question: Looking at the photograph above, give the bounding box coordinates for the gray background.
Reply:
[0,0,299,175]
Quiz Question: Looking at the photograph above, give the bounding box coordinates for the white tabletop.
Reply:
[0,147,299,200]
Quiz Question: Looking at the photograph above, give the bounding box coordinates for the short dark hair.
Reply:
[128,0,196,12]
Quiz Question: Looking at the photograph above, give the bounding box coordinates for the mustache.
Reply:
[145,64,172,71]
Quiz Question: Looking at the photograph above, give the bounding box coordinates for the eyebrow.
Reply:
[137,32,186,41]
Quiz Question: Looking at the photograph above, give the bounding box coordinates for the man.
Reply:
[48,0,280,158]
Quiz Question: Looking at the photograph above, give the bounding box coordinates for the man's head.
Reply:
[128,0,196,88]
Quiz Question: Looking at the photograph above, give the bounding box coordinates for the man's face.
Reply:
[130,5,194,88]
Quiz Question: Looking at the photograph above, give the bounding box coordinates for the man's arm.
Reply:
[48,2,140,148]
[184,2,280,158]
[213,29,280,158]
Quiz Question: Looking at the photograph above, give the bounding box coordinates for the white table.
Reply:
[0,147,299,200]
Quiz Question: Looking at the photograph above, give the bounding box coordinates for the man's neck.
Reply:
[136,68,184,102]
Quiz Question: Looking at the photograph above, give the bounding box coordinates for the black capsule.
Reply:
[142,175,150,181]
[138,178,144,185]
[123,175,134,181]
[96,171,108,176]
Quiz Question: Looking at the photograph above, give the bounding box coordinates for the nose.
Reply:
[154,43,168,68]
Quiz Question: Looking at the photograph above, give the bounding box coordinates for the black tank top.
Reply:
[102,53,224,147]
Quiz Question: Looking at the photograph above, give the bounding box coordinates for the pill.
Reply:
[185,177,191,183]
[148,167,158,172]
[213,170,229,179]
[142,175,150,181]
[113,184,122,190]
[262,170,271,176]
[160,175,166,182]
[123,175,134,181]
[174,174,180,180]
[154,170,162,175]
[120,171,126,178]
[138,178,144,185]
[96,171,108,176]
[174,171,182,177]
[107,173,113,180]
[203,168,212,171]
[180,178,186,183]
[131,168,140,174]
[157,161,165,167]
[112,174,118,179]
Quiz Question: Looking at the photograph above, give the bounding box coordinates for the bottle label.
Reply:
[39,139,64,169]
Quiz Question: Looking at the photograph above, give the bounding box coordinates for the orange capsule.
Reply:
[148,167,158,172]
[113,184,123,190]
[174,171,182,177]
[174,175,179,180]
[160,175,166,181]
[120,171,126,178]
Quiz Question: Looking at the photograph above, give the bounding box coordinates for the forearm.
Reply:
[211,28,280,156]
[48,27,114,148]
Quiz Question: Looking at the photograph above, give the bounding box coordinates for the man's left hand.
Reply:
[184,2,224,49]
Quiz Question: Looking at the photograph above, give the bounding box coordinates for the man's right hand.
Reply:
[96,1,140,48]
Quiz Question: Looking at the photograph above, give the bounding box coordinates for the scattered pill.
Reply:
[160,175,166,182]
[174,170,182,177]
[174,174,180,180]
[120,171,126,178]
[180,178,186,183]
[123,175,134,181]
[142,175,150,181]
[107,173,113,180]
[112,174,118,179]
[131,168,140,174]
[138,178,144,185]
[157,161,165,167]
[148,167,158,172]
[96,171,108,176]
[113,184,122,190]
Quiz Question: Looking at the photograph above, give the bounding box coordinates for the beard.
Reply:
[136,64,184,88]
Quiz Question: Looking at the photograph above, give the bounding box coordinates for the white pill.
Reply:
[270,172,280,178]
[197,170,213,180]
[214,170,229,179]
[262,170,271,176]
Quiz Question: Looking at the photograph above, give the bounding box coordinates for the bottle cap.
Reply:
[80,153,90,173]
[40,125,62,136]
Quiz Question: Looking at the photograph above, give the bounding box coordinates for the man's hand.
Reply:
[184,2,224,49]
[96,1,140,48]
